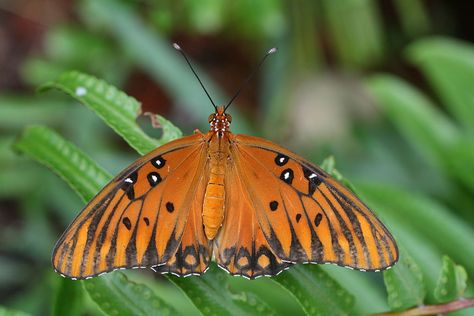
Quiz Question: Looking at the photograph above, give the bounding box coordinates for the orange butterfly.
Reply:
[52,44,398,280]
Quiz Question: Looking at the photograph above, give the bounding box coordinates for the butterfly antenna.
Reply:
[225,47,277,111]
[173,43,217,110]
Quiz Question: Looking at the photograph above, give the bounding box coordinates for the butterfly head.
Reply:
[208,105,232,133]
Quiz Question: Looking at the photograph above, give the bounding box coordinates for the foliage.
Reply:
[1,1,474,315]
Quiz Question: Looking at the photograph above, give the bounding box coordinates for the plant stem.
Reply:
[371,298,474,316]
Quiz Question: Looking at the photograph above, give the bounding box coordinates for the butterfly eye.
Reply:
[208,114,215,123]
[225,114,232,123]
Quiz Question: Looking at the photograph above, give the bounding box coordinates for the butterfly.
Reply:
[52,44,398,280]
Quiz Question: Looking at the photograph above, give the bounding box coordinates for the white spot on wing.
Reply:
[124,178,133,183]
[284,172,290,180]
[151,174,158,182]
[309,173,317,179]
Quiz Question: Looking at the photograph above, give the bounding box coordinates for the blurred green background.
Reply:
[1,0,473,315]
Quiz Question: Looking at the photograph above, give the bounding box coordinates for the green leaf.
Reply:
[44,26,112,65]
[367,74,460,161]
[321,266,389,315]
[40,71,161,155]
[79,0,254,134]
[273,265,355,316]
[322,0,384,68]
[83,272,177,316]
[14,126,111,202]
[52,278,84,316]
[153,114,183,143]
[0,306,31,316]
[434,256,468,303]
[171,263,276,316]
[0,95,69,129]
[393,0,430,37]
[383,247,425,311]
[320,156,336,174]
[407,37,474,132]
[320,156,357,193]
[366,75,474,189]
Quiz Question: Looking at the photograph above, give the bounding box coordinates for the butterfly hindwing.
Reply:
[52,133,211,279]
[152,170,212,276]
[214,159,292,279]
[230,134,398,272]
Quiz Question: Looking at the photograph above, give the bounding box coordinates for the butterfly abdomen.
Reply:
[202,158,226,240]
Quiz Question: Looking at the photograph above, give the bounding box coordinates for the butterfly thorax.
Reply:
[208,105,232,136]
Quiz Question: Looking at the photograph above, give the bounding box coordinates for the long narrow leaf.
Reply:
[14,126,110,203]
[83,272,177,315]
[52,279,84,316]
[273,265,355,316]
[365,75,474,190]
[407,37,474,132]
[367,74,460,162]
[171,264,277,316]
[0,306,32,316]
[39,71,161,155]
[322,0,384,68]
[79,0,253,134]
[383,247,425,311]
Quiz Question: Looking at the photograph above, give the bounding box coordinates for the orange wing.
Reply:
[213,158,292,279]
[218,134,398,276]
[52,133,211,279]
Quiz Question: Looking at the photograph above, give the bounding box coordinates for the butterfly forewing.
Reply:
[230,134,399,271]
[52,133,210,279]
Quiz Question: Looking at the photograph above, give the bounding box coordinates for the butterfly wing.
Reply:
[52,133,211,279]
[213,158,292,279]
[219,134,398,275]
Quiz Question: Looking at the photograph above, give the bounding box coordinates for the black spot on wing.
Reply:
[121,171,138,200]
[302,166,322,196]
[274,153,289,166]
[280,168,294,185]
[151,155,166,169]
[314,213,323,227]
[122,217,132,230]
[166,202,174,213]
[269,200,279,211]
[147,172,162,187]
